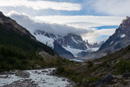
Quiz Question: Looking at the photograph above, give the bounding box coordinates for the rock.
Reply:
[123,73,130,77]
[104,74,114,83]
[62,79,66,81]
[95,79,104,86]
[15,71,30,78]
[95,74,114,86]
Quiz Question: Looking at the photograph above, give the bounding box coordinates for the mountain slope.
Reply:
[0,11,55,55]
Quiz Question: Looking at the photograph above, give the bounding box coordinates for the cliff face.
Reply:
[89,16,130,58]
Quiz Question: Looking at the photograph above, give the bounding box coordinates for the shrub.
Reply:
[115,59,130,74]
[87,61,94,68]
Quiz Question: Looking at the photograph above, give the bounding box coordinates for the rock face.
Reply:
[0,11,35,40]
[56,33,87,50]
[89,16,130,59]
[53,41,74,59]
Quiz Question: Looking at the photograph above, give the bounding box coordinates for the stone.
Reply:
[123,73,130,78]
[95,74,114,86]
[15,71,30,78]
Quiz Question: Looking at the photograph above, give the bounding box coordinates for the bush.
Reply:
[83,76,98,83]
[115,59,130,74]
[56,66,65,74]
[87,61,94,68]
[0,45,45,72]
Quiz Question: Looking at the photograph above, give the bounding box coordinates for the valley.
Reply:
[0,3,130,87]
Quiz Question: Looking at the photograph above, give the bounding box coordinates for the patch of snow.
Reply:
[121,34,126,38]
[85,44,92,51]
[77,40,83,43]
[71,37,78,44]
[34,34,54,48]
[69,59,84,62]
[91,47,99,51]
[63,45,85,57]
[110,41,113,45]
[0,68,72,87]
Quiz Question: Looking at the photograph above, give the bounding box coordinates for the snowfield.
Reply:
[0,68,74,87]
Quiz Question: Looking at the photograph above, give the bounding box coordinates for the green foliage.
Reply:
[115,59,130,74]
[83,76,99,83]
[87,61,94,68]
[56,66,65,74]
[0,45,45,72]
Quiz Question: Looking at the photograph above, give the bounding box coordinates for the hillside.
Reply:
[0,11,55,55]
[56,45,130,87]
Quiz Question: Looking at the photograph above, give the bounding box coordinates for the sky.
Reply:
[0,0,129,43]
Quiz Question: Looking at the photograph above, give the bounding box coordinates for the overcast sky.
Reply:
[0,0,129,43]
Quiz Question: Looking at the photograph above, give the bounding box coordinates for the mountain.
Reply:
[34,30,101,58]
[88,16,130,59]
[0,11,55,55]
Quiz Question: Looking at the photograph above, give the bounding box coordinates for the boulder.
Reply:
[123,73,130,77]
[15,71,30,78]
[95,74,114,86]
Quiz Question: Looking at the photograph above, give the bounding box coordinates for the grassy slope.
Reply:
[56,45,130,87]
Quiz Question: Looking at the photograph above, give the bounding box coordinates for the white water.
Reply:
[0,68,73,87]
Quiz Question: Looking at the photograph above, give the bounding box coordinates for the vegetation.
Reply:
[56,45,130,87]
[0,45,45,72]
[115,59,130,74]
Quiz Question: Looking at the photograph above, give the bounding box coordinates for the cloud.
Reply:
[89,0,130,16]
[7,11,92,37]
[34,15,123,29]
[82,28,116,43]
[0,0,81,11]
[7,11,121,43]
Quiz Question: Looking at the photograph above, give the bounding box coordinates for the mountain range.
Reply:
[7,13,103,59]
[34,30,102,58]
[2,10,130,61]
